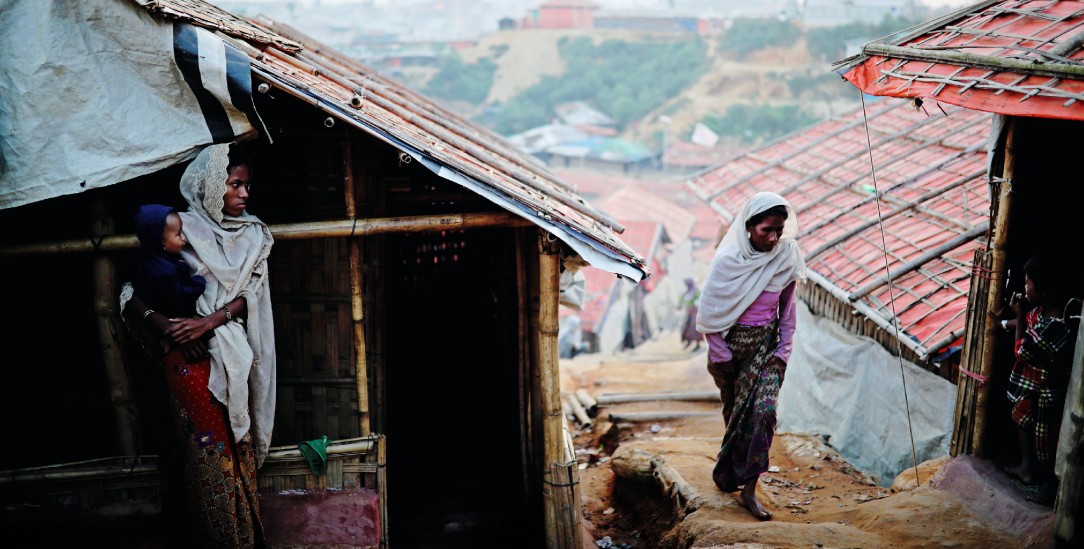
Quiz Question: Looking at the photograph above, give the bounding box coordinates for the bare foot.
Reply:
[736,485,772,520]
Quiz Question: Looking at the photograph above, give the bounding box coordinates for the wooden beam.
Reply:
[0,212,535,256]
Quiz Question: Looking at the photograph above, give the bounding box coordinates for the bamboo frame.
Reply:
[537,234,583,549]
[970,120,1016,457]
[91,200,136,456]
[0,212,534,256]
[951,248,992,456]
[862,43,1084,80]
[595,391,721,405]
[344,140,371,437]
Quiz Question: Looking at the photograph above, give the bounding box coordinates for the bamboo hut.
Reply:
[686,97,992,484]
[0,1,649,547]
[834,1,1084,546]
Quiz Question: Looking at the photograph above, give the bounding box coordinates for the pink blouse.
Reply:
[705,281,797,364]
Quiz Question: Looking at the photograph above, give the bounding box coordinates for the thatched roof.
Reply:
[687,97,993,361]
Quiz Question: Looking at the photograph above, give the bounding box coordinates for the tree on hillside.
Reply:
[422,53,498,105]
[717,17,801,56]
[489,36,707,135]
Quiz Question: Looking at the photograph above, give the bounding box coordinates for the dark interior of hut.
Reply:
[383,226,539,546]
[981,116,1084,472]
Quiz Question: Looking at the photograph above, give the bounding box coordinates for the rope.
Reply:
[860,93,922,488]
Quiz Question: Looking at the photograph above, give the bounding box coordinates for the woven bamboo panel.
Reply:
[269,238,362,446]
[0,456,163,506]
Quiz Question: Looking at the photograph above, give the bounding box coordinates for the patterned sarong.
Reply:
[162,347,266,548]
[707,322,780,492]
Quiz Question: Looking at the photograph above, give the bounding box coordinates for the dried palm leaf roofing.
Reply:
[135,0,648,280]
[834,0,1084,121]
[686,98,993,362]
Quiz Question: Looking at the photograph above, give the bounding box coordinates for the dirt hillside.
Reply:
[561,331,1057,548]
[454,28,862,143]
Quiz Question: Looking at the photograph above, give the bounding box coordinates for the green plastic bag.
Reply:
[298,435,330,475]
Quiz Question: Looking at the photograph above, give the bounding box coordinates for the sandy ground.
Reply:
[560,330,1057,549]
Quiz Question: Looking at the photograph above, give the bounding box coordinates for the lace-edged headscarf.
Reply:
[177,143,278,466]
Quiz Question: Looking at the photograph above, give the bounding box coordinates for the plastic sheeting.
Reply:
[0,0,261,210]
[779,301,956,486]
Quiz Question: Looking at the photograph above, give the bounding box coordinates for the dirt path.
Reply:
[561,331,1056,548]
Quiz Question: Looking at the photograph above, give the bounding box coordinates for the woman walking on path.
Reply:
[123,142,277,548]
[697,191,805,520]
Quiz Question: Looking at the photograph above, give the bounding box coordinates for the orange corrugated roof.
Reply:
[835,0,1084,121]
[687,97,993,361]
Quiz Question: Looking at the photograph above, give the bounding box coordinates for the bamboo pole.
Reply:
[91,200,136,456]
[563,392,592,429]
[607,411,719,423]
[0,212,534,256]
[596,391,721,405]
[574,389,597,417]
[972,119,1016,457]
[537,235,582,549]
[344,141,371,437]
[1054,319,1084,547]
[515,230,534,499]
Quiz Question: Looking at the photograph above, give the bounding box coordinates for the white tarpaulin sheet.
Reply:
[778,301,957,486]
[0,0,265,210]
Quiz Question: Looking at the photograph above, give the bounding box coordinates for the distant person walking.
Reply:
[679,277,703,351]
[697,191,805,520]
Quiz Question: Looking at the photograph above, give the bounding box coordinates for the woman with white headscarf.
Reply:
[123,142,276,547]
[696,191,805,520]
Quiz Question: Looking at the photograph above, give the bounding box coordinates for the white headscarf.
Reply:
[178,143,277,466]
[696,191,805,336]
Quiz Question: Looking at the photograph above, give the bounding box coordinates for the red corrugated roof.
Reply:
[687,97,993,360]
[836,0,1084,121]
[597,186,693,242]
[576,220,663,332]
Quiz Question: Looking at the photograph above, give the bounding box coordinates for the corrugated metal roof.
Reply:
[686,97,993,360]
[134,0,648,280]
[834,0,1084,121]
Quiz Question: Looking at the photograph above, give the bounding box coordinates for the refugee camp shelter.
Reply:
[686,96,992,485]
[0,1,649,547]
[834,1,1084,543]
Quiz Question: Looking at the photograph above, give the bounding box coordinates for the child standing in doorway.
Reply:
[1004,255,1080,505]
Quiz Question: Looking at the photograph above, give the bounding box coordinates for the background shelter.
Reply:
[834,1,1084,545]
[686,96,992,485]
[0,1,649,547]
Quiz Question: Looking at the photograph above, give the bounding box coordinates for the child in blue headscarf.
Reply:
[132,204,206,319]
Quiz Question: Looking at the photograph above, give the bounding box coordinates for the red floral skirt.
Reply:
[162,348,265,548]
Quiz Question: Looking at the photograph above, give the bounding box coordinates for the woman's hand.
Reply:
[177,339,209,362]
[768,356,786,382]
[164,315,215,345]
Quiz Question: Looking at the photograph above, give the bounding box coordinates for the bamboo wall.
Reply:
[268,237,364,445]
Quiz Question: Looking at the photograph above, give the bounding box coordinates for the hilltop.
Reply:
[408,27,864,147]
